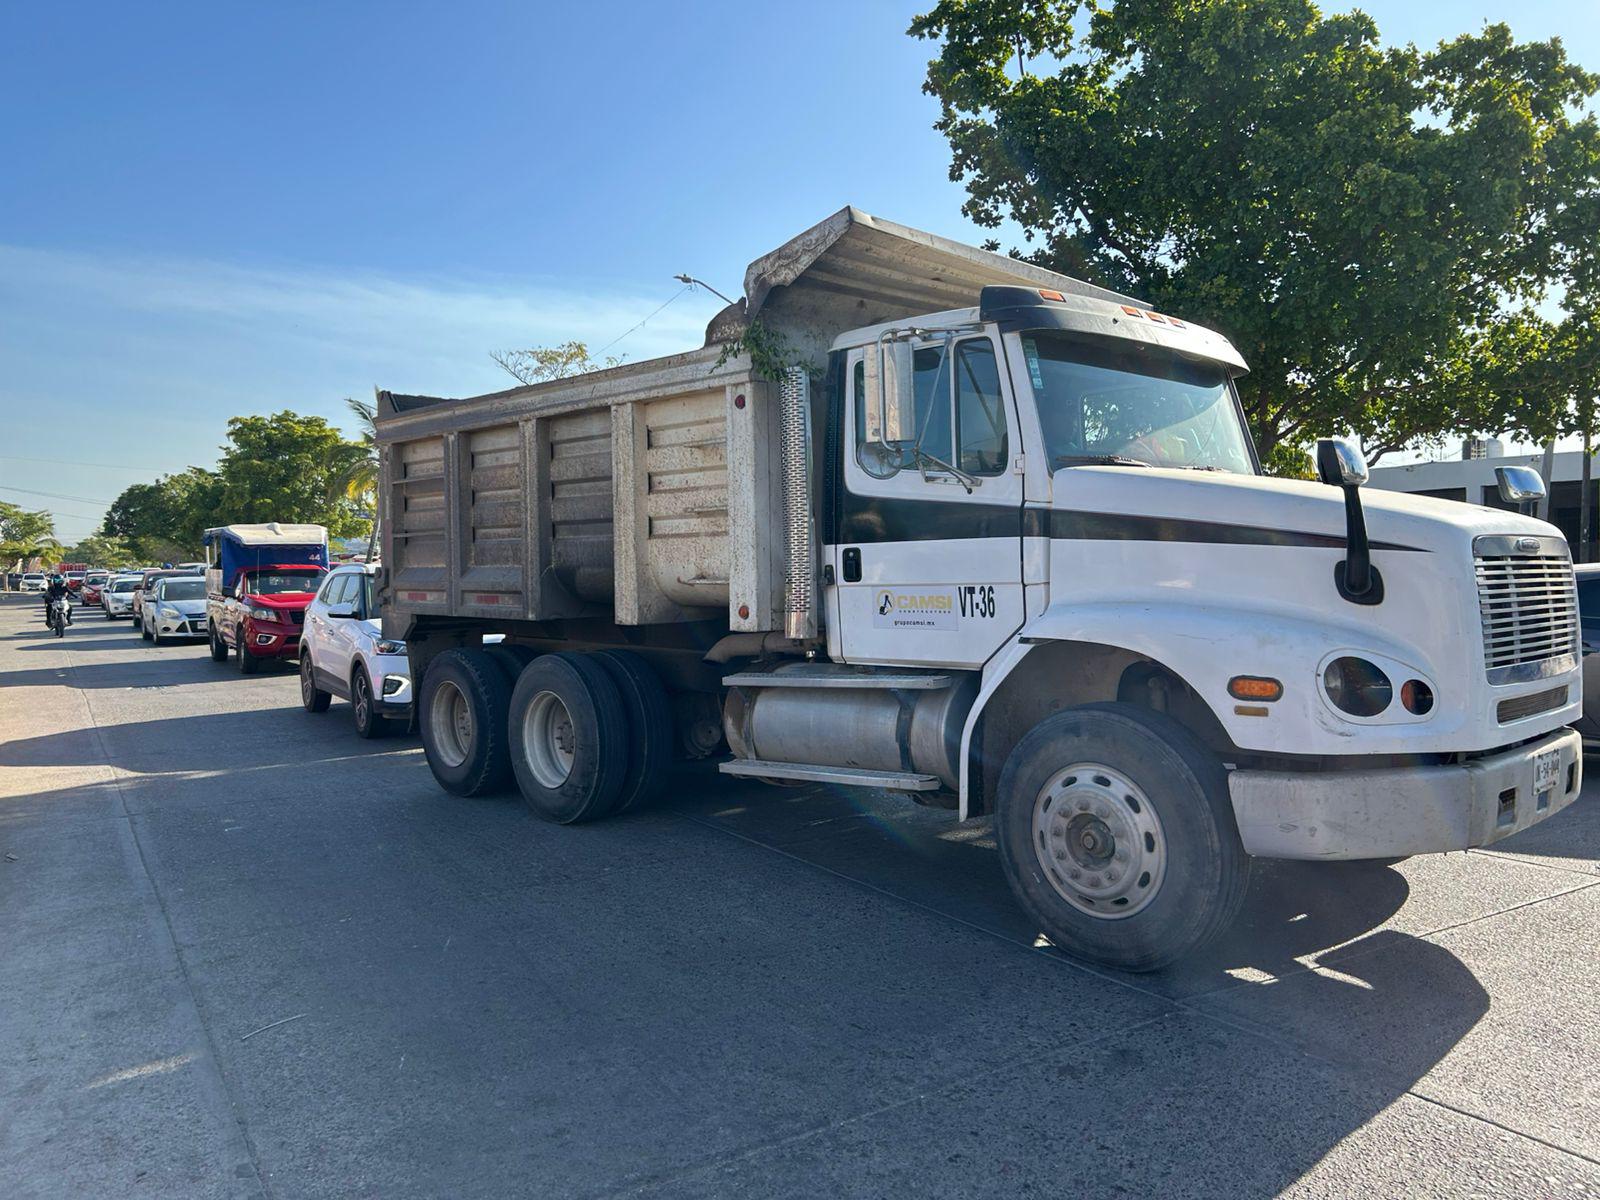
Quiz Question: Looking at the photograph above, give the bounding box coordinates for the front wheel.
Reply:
[140,617,152,642]
[995,703,1249,973]
[351,666,392,739]
[237,633,260,674]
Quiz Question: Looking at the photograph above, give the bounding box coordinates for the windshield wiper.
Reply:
[1054,454,1152,468]
[911,446,980,493]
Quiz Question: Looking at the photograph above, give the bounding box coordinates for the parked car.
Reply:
[101,574,143,620]
[299,563,411,737]
[1576,564,1600,749]
[132,569,200,624]
[141,576,210,645]
[80,571,110,606]
[20,573,46,592]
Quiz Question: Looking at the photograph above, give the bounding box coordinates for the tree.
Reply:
[212,411,370,539]
[60,533,134,567]
[0,502,59,567]
[101,468,220,563]
[490,341,621,387]
[911,1,1600,466]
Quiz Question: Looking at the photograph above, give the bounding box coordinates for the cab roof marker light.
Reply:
[1167,317,1187,328]
[1120,305,1143,317]
[1038,288,1065,302]
[1146,312,1168,324]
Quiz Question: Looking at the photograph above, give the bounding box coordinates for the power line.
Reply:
[593,285,693,358]
[0,484,117,506]
[0,454,166,472]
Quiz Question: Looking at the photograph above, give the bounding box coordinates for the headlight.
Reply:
[159,605,180,617]
[249,606,276,622]
[374,638,406,656]
[1322,657,1393,717]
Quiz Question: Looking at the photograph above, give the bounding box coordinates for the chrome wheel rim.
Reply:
[429,680,472,768]
[521,690,574,789]
[1031,761,1166,920]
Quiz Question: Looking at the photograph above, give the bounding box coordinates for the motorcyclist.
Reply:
[43,574,70,627]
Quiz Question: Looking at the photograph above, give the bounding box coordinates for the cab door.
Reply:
[833,331,1024,669]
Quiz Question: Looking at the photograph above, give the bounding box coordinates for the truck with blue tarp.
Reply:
[203,523,329,674]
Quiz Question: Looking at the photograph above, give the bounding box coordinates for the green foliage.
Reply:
[102,468,221,562]
[101,410,372,558]
[911,1,1600,459]
[213,412,370,538]
[60,533,133,567]
[716,318,798,382]
[491,341,622,387]
[0,502,59,566]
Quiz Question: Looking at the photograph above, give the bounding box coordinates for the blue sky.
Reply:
[1,0,1595,541]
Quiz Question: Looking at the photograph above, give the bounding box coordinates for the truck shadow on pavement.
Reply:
[0,766,1511,1195]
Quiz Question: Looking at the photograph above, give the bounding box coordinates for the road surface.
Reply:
[3,593,1599,1198]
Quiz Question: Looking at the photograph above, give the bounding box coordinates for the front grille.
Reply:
[1474,539,1578,682]
[289,609,305,626]
[1497,685,1569,724]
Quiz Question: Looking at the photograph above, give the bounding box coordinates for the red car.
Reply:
[80,571,110,606]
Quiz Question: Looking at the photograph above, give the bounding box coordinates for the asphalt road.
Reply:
[3,592,1600,1198]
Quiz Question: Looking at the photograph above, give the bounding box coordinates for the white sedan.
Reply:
[141,576,210,645]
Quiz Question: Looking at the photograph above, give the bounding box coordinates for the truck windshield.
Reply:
[252,570,325,595]
[1020,332,1255,474]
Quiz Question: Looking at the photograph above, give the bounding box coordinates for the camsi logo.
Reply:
[872,589,958,631]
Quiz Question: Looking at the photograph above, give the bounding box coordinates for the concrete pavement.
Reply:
[2,592,1598,1198]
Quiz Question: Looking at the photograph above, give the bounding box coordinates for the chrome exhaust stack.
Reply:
[780,366,818,641]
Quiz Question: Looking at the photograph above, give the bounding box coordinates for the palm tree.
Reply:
[340,393,381,561]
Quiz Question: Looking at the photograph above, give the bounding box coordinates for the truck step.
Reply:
[718,759,943,791]
[721,671,953,690]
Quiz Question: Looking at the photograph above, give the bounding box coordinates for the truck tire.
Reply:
[420,648,514,796]
[208,622,229,662]
[300,652,332,713]
[485,642,537,685]
[592,649,674,813]
[994,703,1248,973]
[508,652,627,823]
[237,636,260,674]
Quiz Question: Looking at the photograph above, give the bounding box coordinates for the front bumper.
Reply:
[1229,728,1582,859]
[155,613,209,637]
[374,667,412,716]
[243,623,302,658]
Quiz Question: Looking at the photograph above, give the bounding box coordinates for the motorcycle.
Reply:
[48,595,72,638]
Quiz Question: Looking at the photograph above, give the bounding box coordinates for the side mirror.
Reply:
[1315,438,1369,487]
[1495,465,1546,505]
[863,339,916,447]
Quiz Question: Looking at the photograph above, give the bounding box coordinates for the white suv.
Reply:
[299,564,411,737]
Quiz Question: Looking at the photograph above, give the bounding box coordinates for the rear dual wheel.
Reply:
[418,645,673,823]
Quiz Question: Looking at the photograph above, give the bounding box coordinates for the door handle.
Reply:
[842,547,862,583]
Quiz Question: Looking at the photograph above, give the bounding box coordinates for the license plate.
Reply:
[1534,749,1560,795]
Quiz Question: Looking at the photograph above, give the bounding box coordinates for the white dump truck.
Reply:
[374,207,1581,970]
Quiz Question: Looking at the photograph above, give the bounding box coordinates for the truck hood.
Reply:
[1049,466,1562,555]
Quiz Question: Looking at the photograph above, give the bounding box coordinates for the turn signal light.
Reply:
[1400,679,1434,715]
[1228,676,1283,702]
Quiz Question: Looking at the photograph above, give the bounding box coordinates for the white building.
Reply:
[1369,441,1599,560]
